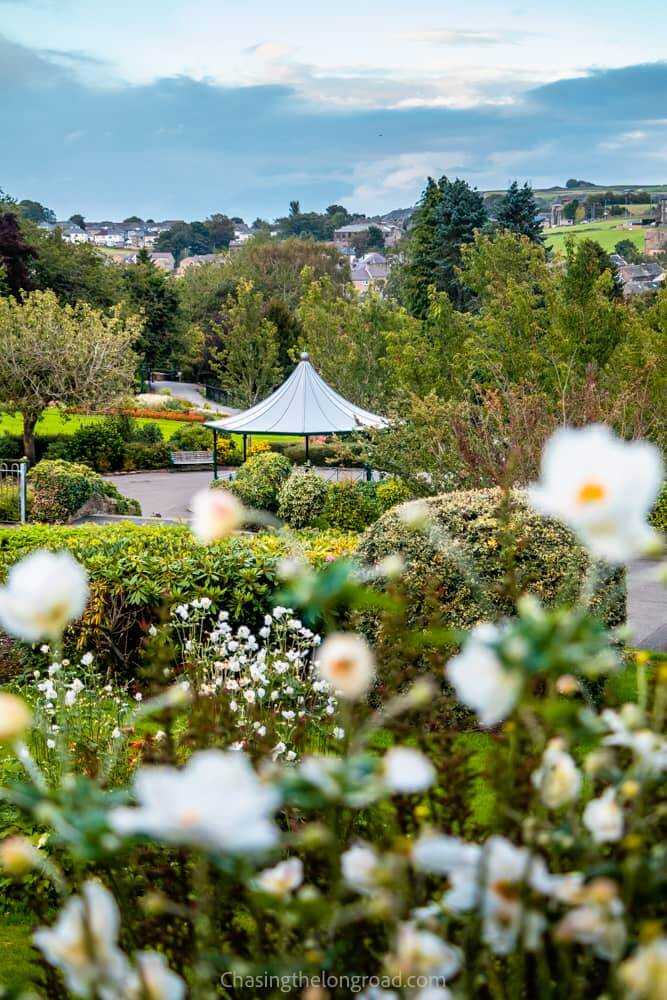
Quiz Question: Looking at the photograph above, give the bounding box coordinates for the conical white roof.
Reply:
[205,353,388,435]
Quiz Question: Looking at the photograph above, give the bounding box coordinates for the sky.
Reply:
[1,0,667,220]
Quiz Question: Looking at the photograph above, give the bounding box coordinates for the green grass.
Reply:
[546,219,648,256]
[0,410,192,440]
[0,916,39,992]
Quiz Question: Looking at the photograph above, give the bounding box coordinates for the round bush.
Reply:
[225,452,292,513]
[169,423,213,451]
[376,476,414,513]
[50,420,126,472]
[277,470,329,528]
[29,459,141,523]
[247,439,272,458]
[356,486,625,638]
[322,480,379,532]
[122,441,170,470]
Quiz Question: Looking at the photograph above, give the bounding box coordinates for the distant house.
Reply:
[38,221,90,244]
[351,252,390,295]
[618,262,665,296]
[121,251,176,272]
[645,228,667,256]
[176,253,225,276]
[334,222,402,250]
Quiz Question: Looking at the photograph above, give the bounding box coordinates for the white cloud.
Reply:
[348,151,467,213]
[403,29,532,46]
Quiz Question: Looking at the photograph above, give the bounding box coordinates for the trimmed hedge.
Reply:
[278,470,329,528]
[0,523,357,671]
[29,460,141,523]
[356,487,625,639]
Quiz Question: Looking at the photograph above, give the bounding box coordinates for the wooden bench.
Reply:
[169,450,213,471]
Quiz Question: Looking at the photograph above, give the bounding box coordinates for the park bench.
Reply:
[169,450,213,471]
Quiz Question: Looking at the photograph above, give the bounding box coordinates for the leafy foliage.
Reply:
[29,459,140,523]
[225,451,292,513]
[277,470,329,528]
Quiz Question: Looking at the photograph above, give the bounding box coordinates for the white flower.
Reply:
[527,425,663,563]
[412,834,552,955]
[316,632,375,700]
[111,728,122,740]
[446,628,522,727]
[531,739,582,809]
[389,923,460,981]
[255,858,303,897]
[190,487,244,544]
[619,937,667,999]
[583,787,624,843]
[126,951,186,1000]
[33,880,130,998]
[0,550,89,642]
[81,652,94,666]
[148,624,158,637]
[382,747,435,794]
[333,726,345,740]
[601,709,667,773]
[110,750,280,853]
[0,693,32,742]
[341,844,381,893]
[398,500,431,529]
[555,879,626,960]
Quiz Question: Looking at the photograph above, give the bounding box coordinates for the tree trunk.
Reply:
[22,412,38,465]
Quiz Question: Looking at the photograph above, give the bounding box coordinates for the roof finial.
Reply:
[300,350,310,361]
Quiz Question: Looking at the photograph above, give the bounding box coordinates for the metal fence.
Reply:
[0,459,28,523]
[204,384,231,405]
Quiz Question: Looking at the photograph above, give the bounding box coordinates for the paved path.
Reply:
[148,380,238,416]
[104,471,667,650]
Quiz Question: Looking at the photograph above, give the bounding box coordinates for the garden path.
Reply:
[148,380,238,415]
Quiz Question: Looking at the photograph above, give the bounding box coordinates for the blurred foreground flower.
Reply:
[111,749,280,852]
[527,425,663,563]
[619,937,667,1000]
[190,487,244,544]
[0,549,89,641]
[583,787,624,843]
[382,746,435,794]
[446,625,522,727]
[34,880,131,998]
[531,739,582,809]
[0,692,32,742]
[255,857,303,897]
[316,632,375,700]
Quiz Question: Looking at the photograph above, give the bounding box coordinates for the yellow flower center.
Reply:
[576,481,607,505]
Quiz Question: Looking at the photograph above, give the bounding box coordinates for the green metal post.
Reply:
[212,429,218,481]
[243,434,247,462]
[305,435,309,464]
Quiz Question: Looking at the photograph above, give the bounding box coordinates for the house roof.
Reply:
[205,352,388,436]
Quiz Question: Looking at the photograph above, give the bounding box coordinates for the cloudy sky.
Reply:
[1,0,666,220]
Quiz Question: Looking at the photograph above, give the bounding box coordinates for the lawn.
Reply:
[0,410,192,440]
[546,219,648,256]
[0,917,39,992]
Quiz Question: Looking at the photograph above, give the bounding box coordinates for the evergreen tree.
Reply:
[210,279,281,407]
[403,176,488,317]
[0,212,37,297]
[122,249,184,366]
[494,181,544,243]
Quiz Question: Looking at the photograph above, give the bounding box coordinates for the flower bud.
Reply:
[0,694,32,743]
[0,836,40,875]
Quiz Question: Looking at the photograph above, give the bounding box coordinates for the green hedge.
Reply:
[29,460,141,523]
[356,487,625,640]
[0,523,357,672]
[322,480,379,532]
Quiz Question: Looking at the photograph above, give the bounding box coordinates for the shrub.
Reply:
[376,476,414,513]
[226,452,292,513]
[0,523,357,671]
[46,421,126,472]
[277,470,329,528]
[0,485,23,522]
[322,479,379,531]
[650,482,667,534]
[356,487,625,640]
[121,441,170,471]
[0,434,22,461]
[247,439,272,458]
[168,424,213,451]
[29,460,141,523]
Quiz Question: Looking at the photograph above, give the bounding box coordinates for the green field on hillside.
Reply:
[545,220,648,256]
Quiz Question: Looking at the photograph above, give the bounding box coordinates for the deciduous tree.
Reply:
[0,290,140,462]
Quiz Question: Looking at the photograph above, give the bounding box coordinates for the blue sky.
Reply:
[1,0,666,220]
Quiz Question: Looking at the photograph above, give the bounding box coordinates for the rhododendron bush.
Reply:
[0,425,665,999]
